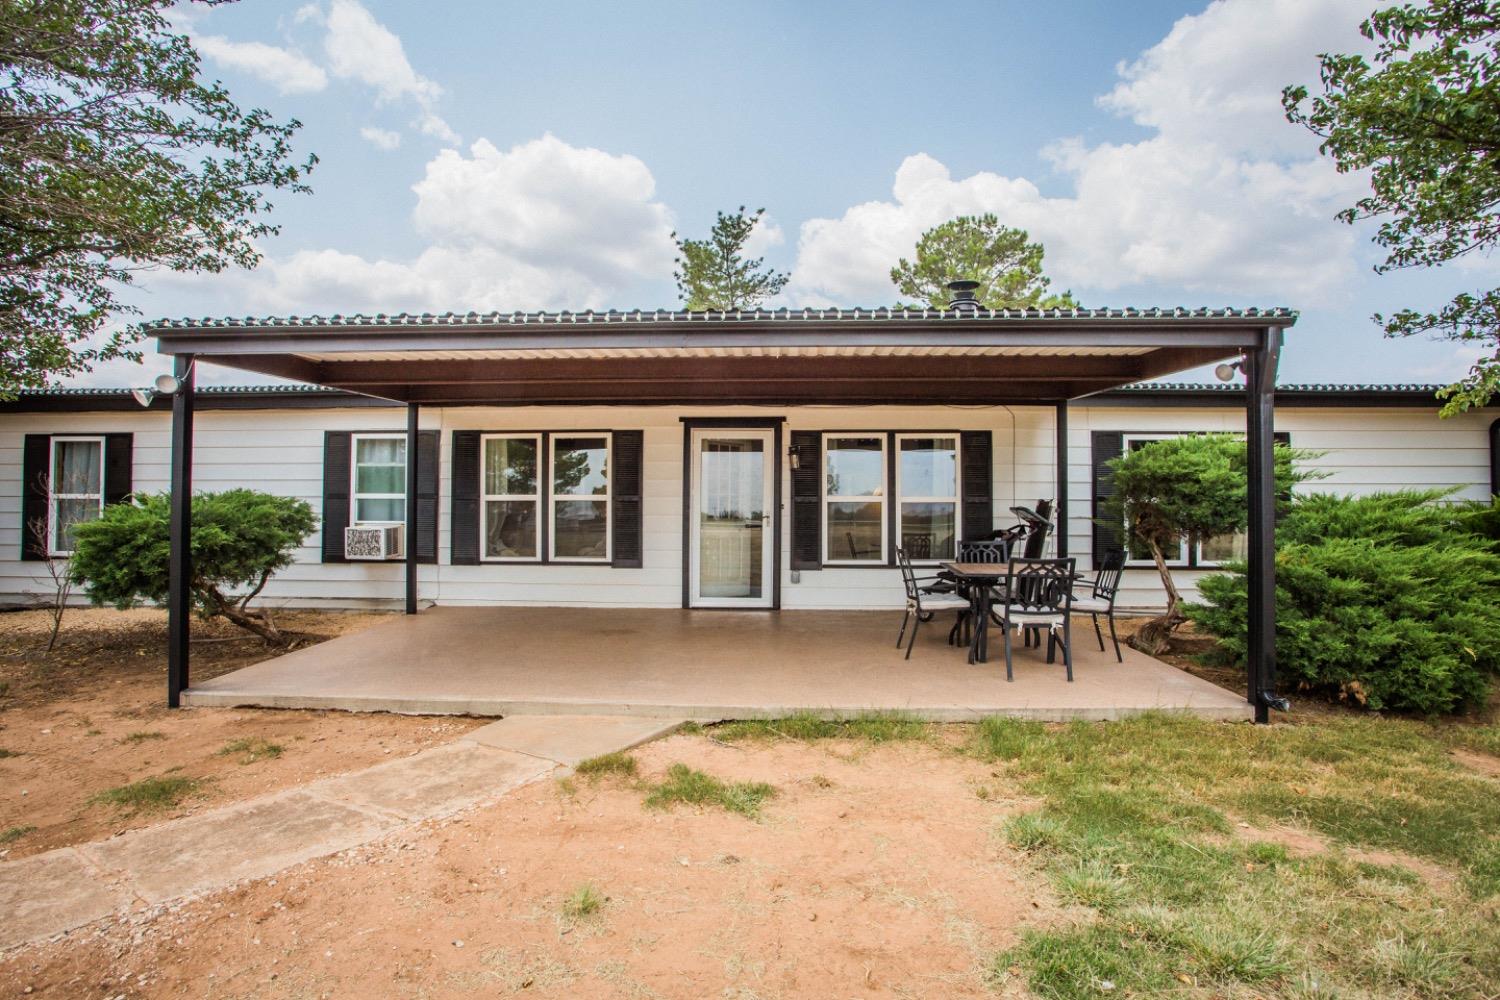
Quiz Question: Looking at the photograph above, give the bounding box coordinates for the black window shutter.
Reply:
[612,430,644,568]
[1091,431,1125,570]
[416,430,439,564]
[322,431,352,563]
[450,430,481,565]
[960,430,993,541]
[790,430,822,570]
[21,434,49,561]
[103,433,133,505]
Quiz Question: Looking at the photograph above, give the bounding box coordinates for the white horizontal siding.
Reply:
[1066,405,1495,609]
[1,401,1493,613]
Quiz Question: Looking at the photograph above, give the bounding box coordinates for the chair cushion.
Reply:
[921,595,972,611]
[1003,611,1065,628]
[1072,597,1112,613]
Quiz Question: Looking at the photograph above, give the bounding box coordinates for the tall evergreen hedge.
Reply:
[1189,491,1500,714]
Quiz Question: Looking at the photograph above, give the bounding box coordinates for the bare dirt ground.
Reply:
[0,608,484,860]
[0,732,1062,999]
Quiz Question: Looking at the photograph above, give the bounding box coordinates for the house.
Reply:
[1,300,1495,720]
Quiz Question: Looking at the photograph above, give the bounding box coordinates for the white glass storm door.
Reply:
[689,429,775,608]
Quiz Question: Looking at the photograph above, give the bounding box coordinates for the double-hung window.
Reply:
[823,435,886,564]
[481,434,541,561]
[895,435,958,562]
[550,435,611,561]
[49,436,104,556]
[351,433,406,525]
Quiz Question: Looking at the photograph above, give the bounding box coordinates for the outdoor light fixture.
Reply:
[788,444,801,470]
[130,368,193,407]
[1214,359,1245,382]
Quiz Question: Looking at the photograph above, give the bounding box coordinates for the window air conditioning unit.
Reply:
[345,524,404,560]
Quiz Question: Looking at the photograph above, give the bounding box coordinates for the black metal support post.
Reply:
[405,403,418,615]
[167,354,195,708]
[1245,329,1286,724]
[1054,401,1069,559]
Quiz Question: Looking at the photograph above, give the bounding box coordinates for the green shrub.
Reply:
[1189,491,1500,714]
[69,489,316,645]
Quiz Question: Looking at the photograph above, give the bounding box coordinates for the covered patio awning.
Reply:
[149,303,1295,724]
[148,306,1297,405]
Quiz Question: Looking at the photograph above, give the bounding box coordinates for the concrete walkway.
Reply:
[0,715,681,952]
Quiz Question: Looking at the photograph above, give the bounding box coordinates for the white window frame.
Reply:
[479,433,543,563]
[821,432,888,566]
[894,433,960,565]
[350,432,407,527]
[48,435,106,557]
[1120,432,1246,569]
[548,433,612,563]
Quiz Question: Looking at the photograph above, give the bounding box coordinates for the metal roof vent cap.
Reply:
[946,279,981,313]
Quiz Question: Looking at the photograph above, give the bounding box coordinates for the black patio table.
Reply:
[940,561,1085,665]
[939,561,1008,664]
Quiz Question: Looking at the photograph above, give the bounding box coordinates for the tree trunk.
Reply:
[204,585,288,646]
[1129,538,1186,655]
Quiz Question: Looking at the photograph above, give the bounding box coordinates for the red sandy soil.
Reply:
[0,608,484,860]
[0,732,1066,999]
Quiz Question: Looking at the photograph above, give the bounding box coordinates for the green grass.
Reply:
[977,713,1500,999]
[561,883,605,921]
[88,774,204,814]
[121,730,166,744]
[1443,721,1500,758]
[0,825,35,845]
[573,751,638,779]
[216,737,285,763]
[711,710,928,744]
[642,764,775,818]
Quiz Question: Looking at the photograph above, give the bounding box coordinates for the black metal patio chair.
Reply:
[994,557,1076,682]
[1073,548,1125,662]
[896,547,971,660]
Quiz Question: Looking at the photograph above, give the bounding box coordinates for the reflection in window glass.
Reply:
[554,500,609,558]
[483,435,540,559]
[825,436,885,562]
[829,501,883,562]
[899,502,955,561]
[551,437,610,560]
[897,436,957,560]
[553,437,608,496]
[825,437,883,497]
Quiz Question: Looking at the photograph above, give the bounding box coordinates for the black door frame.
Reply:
[680,417,785,610]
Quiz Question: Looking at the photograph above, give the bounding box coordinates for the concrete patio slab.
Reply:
[464,715,685,766]
[0,849,137,950]
[182,607,1252,722]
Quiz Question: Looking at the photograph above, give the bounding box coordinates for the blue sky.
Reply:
[97,0,1493,388]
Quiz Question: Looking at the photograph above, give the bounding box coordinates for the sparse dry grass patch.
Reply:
[574,751,637,779]
[642,763,775,818]
[88,774,205,814]
[711,710,928,744]
[216,737,284,763]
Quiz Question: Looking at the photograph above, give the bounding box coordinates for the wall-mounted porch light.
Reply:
[131,368,194,407]
[1214,358,1245,382]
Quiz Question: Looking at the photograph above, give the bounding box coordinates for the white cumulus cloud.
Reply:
[212,134,675,314]
[787,0,1373,307]
[311,0,458,145]
[359,126,402,150]
[195,35,328,94]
